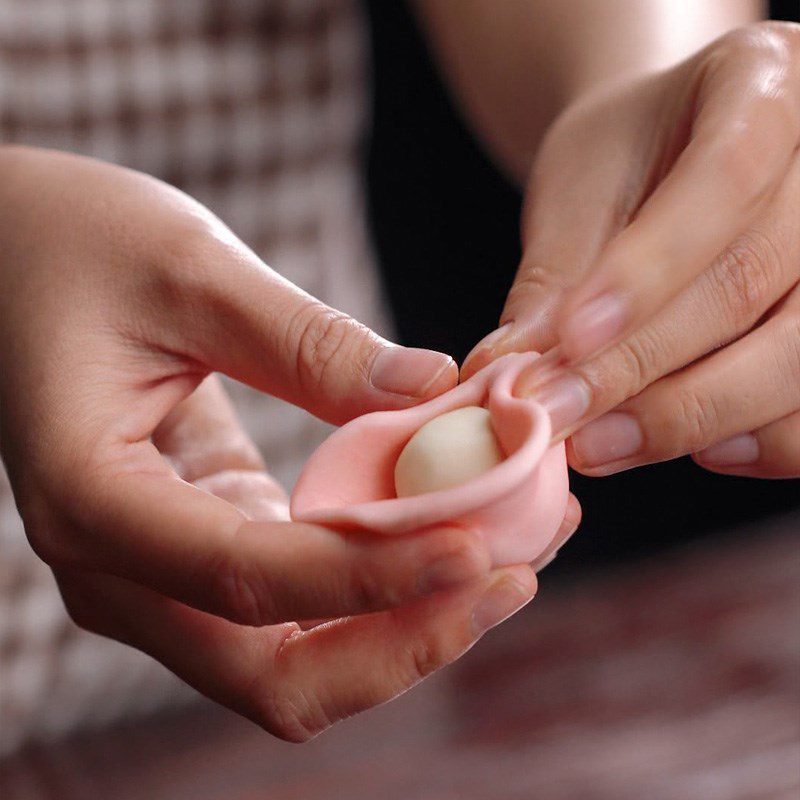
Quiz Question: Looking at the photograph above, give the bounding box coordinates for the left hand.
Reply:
[58,373,573,740]
[463,21,800,479]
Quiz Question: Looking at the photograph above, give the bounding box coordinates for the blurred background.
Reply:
[1,1,798,798]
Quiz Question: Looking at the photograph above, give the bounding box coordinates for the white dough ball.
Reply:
[394,406,504,498]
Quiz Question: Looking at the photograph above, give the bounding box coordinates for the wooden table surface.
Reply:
[2,514,799,800]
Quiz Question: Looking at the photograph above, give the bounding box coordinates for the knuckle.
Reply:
[503,262,567,324]
[252,637,333,742]
[711,26,799,181]
[500,267,564,350]
[347,539,415,610]
[712,232,779,329]
[292,304,370,395]
[581,332,660,414]
[434,528,489,575]
[299,309,350,372]
[503,275,537,315]
[144,215,216,296]
[508,264,562,301]
[720,22,794,63]
[210,551,272,625]
[349,529,488,612]
[150,214,210,271]
[349,555,395,610]
[403,633,450,684]
[607,337,651,395]
[667,387,722,454]
[750,21,799,59]
[257,686,331,743]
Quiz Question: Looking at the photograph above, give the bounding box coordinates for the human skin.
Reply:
[418,2,800,478]
[0,146,584,740]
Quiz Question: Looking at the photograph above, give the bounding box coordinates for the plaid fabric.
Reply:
[0,0,388,753]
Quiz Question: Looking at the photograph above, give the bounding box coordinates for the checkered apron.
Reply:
[0,0,388,752]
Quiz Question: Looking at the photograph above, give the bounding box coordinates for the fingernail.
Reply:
[534,550,559,572]
[571,412,643,468]
[534,514,579,571]
[534,374,591,438]
[370,347,456,398]
[472,573,536,635]
[563,292,628,361]
[696,434,759,466]
[462,323,513,376]
[513,347,566,397]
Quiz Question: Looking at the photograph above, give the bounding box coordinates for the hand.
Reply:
[0,146,552,740]
[463,22,800,479]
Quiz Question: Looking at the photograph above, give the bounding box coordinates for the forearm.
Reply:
[414,0,764,182]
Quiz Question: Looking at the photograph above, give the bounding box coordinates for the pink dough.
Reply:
[290,352,569,566]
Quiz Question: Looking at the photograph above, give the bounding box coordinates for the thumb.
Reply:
[171,237,456,425]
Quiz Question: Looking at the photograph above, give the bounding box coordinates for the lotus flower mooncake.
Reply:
[291,353,569,566]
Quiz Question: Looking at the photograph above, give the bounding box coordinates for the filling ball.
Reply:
[394,406,504,497]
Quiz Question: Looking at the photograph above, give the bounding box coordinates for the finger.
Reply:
[56,564,537,742]
[694,409,800,478]
[567,292,800,475]
[530,492,581,572]
[152,374,290,521]
[151,217,456,425]
[558,25,800,363]
[516,148,800,441]
[33,441,491,625]
[461,79,660,379]
[193,470,290,523]
[153,374,267,480]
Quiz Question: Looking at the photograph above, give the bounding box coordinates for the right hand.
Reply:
[0,146,552,740]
